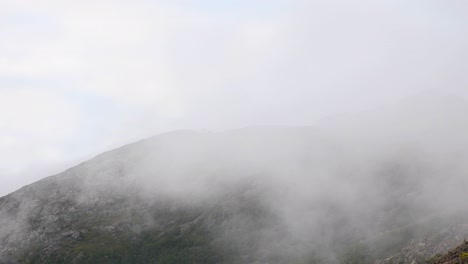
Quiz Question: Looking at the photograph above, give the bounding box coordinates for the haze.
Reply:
[1,0,468,197]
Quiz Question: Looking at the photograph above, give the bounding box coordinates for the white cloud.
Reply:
[0,88,83,194]
[0,89,79,140]
[0,0,468,195]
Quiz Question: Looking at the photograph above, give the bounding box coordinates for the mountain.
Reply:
[0,128,331,264]
[2,93,468,263]
[374,224,468,264]
[427,240,468,264]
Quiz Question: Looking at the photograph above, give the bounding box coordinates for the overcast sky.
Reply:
[1,0,468,196]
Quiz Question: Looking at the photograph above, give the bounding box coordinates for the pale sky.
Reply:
[1,0,468,196]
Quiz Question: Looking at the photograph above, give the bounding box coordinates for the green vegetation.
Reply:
[460,252,468,259]
[20,223,224,264]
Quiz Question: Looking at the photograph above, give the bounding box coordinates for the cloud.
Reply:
[3,0,467,110]
[0,88,82,194]
[0,89,78,140]
[0,0,468,195]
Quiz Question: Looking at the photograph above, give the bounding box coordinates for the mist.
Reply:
[2,0,468,263]
[2,0,468,197]
[2,91,467,262]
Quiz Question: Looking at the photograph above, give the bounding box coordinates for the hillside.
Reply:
[1,94,468,263]
[427,240,468,264]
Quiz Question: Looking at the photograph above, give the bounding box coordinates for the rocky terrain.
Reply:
[374,224,468,264]
[0,129,326,264]
[1,95,468,263]
[427,240,468,264]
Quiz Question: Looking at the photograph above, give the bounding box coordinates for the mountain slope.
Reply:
[0,128,325,264]
[427,240,468,264]
[2,93,468,263]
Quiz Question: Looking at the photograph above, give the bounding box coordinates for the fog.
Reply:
[1,0,468,197]
[2,0,468,263]
[129,93,468,261]
[2,91,467,262]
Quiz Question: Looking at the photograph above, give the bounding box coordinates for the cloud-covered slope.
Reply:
[2,93,468,263]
